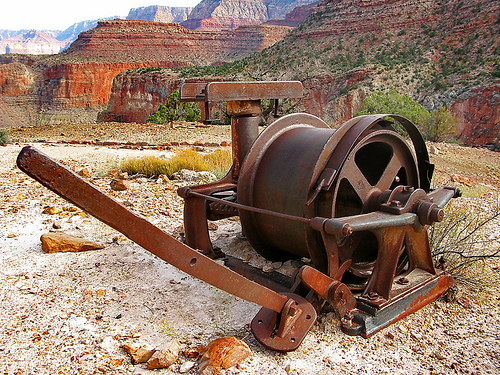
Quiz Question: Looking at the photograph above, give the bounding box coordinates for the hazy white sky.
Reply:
[1,1,201,31]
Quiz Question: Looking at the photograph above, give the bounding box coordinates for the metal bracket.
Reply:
[251,292,317,352]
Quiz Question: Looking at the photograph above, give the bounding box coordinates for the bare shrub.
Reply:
[430,196,500,281]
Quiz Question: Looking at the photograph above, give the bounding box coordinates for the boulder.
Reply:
[198,337,252,375]
[147,340,181,370]
[40,232,104,253]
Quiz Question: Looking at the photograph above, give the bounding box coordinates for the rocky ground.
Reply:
[1,122,499,374]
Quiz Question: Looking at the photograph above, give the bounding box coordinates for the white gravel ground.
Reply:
[0,143,499,375]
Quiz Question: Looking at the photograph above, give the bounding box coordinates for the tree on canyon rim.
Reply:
[147,90,201,126]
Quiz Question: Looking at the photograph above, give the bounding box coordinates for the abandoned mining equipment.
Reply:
[17,81,460,352]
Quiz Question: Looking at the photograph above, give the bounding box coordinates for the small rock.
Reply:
[198,171,217,182]
[78,168,91,178]
[110,179,129,191]
[52,220,63,229]
[428,145,439,155]
[42,206,63,215]
[122,344,156,364]
[198,337,251,375]
[450,174,475,187]
[170,169,201,181]
[157,174,169,184]
[147,340,181,370]
[208,222,219,231]
[179,360,196,373]
[182,344,207,358]
[40,232,104,253]
[118,172,128,180]
[135,177,148,184]
[108,169,120,178]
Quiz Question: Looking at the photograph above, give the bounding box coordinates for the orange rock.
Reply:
[198,337,252,375]
[110,179,129,191]
[40,232,104,253]
[122,344,156,364]
[42,206,63,215]
[181,344,207,359]
[147,340,181,370]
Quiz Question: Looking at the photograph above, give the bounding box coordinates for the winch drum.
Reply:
[238,113,423,283]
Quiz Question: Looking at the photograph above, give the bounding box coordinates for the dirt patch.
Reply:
[1,124,499,374]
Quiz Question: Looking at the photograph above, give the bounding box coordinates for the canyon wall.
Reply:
[182,0,318,30]
[0,19,292,126]
[63,20,292,64]
[450,84,500,146]
[0,62,35,95]
[126,6,192,23]
[100,71,206,123]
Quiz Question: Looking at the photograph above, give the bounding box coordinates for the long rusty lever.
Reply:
[16,146,289,314]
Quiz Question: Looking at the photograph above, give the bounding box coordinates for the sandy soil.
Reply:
[1,123,499,374]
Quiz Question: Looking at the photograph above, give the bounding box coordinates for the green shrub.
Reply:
[354,87,431,128]
[419,107,457,142]
[0,129,10,144]
[147,90,201,125]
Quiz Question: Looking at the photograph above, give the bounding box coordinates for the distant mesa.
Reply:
[181,0,318,30]
[126,5,193,24]
[0,30,66,55]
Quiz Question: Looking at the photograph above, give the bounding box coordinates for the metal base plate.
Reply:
[341,270,454,337]
[251,292,317,352]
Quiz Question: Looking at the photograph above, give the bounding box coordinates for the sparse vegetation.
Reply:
[355,88,456,141]
[119,149,232,179]
[430,197,500,279]
[147,90,201,125]
[0,129,10,144]
[419,106,457,142]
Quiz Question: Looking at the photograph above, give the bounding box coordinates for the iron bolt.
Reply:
[390,200,401,207]
[367,291,379,300]
[396,277,410,285]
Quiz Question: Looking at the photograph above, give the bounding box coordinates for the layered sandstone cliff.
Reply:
[62,19,291,64]
[0,19,292,122]
[182,0,318,30]
[127,5,192,23]
[0,62,35,95]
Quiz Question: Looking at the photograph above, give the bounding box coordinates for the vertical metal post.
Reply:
[226,100,261,178]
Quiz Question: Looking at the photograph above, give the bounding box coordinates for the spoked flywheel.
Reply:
[316,126,420,288]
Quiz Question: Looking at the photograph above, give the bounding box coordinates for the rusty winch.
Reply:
[17,81,460,352]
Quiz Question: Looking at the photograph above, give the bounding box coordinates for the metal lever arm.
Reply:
[16,146,288,314]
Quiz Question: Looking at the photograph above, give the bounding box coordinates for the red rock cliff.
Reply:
[0,19,292,122]
[0,62,35,95]
[450,83,500,146]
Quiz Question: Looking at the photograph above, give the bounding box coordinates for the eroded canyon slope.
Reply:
[109,0,498,145]
[0,18,292,127]
[1,0,499,146]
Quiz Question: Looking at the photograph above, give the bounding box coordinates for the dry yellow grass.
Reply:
[119,149,232,178]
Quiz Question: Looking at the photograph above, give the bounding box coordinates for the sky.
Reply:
[1,0,202,31]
